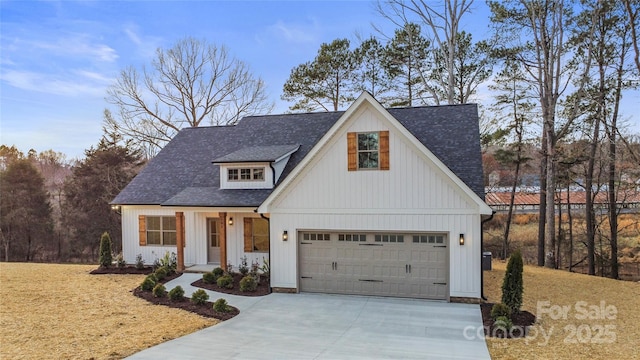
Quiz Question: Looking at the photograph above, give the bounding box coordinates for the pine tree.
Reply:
[501,250,524,314]
[98,232,113,268]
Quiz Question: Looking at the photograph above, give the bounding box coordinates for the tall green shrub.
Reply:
[98,232,113,268]
[501,250,524,314]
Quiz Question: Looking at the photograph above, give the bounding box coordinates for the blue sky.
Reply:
[1,1,637,159]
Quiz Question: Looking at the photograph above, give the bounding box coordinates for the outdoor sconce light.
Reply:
[228,217,233,226]
[459,233,465,246]
[282,230,288,241]
[110,205,121,214]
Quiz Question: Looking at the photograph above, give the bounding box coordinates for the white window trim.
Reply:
[228,167,265,182]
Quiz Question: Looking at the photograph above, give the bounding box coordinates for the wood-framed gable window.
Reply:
[138,215,176,246]
[243,217,269,252]
[228,167,265,181]
[347,130,389,171]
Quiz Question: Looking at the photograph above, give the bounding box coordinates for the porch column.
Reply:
[219,212,228,271]
[176,212,185,272]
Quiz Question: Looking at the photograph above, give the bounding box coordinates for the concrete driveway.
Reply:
[127,274,490,360]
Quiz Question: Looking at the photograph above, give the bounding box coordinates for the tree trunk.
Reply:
[544,113,556,269]
[585,117,599,275]
[538,130,547,267]
[567,185,574,272]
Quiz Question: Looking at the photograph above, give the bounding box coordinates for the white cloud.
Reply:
[1,69,108,97]
[261,19,320,45]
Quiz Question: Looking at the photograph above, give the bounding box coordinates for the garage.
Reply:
[299,231,448,300]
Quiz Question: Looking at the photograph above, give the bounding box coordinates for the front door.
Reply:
[207,218,220,264]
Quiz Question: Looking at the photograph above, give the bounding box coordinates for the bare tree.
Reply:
[622,0,640,72]
[106,37,273,157]
[377,0,474,104]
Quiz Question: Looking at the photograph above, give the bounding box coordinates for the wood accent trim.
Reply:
[379,130,389,170]
[347,132,357,171]
[138,215,146,246]
[175,212,185,272]
[244,218,253,252]
[219,212,227,271]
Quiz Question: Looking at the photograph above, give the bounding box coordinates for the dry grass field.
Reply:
[484,261,640,360]
[0,263,216,359]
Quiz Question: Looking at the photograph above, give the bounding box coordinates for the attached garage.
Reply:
[299,231,449,300]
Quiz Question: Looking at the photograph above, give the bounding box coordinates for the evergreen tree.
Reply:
[501,250,524,314]
[352,37,394,105]
[98,232,113,268]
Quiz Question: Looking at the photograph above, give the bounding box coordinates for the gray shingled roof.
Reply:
[213,144,300,163]
[112,104,485,207]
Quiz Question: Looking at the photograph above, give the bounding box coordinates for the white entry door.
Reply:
[207,218,220,264]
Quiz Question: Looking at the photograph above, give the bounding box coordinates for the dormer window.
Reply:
[228,167,265,182]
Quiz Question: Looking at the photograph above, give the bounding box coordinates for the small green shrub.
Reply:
[190,289,209,305]
[154,267,168,281]
[490,303,512,320]
[239,275,257,292]
[140,275,156,291]
[213,298,231,313]
[168,286,185,301]
[212,267,224,277]
[135,254,145,270]
[217,274,234,289]
[98,232,113,268]
[494,315,513,332]
[502,250,524,314]
[152,284,167,297]
[203,272,217,284]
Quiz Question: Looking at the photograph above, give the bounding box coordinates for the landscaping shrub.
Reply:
[152,284,167,298]
[239,256,249,276]
[140,275,157,291]
[239,275,257,292]
[202,272,217,284]
[154,267,168,281]
[213,298,231,313]
[502,250,524,314]
[494,315,513,332]
[216,274,234,289]
[212,267,224,277]
[190,289,209,305]
[168,286,185,301]
[490,303,512,320]
[135,254,145,270]
[98,232,113,268]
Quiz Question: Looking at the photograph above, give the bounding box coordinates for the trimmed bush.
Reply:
[98,232,113,268]
[212,267,224,277]
[168,286,185,301]
[490,303,512,320]
[203,272,217,284]
[501,250,524,314]
[494,315,513,332]
[115,253,126,268]
[213,298,231,313]
[154,267,168,281]
[239,275,257,292]
[140,275,156,291]
[190,289,209,305]
[238,256,249,276]
[216,274,234,289]
[152,284,167,298]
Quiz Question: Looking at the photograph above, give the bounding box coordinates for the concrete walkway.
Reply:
[127,274,491,359]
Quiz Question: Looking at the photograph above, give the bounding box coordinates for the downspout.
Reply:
[255,209,272,294]
[480,211,496,301]
[269,163,276,186]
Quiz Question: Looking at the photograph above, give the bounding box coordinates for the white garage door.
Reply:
[299,232,448,299]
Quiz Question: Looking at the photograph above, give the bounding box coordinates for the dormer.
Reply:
[213,145,300,189]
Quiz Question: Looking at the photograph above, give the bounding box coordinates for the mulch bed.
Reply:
[191,273,271,297]
[481,303,536,338]
[90,266,240,321]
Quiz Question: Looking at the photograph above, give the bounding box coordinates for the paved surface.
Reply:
[127,274,491,360]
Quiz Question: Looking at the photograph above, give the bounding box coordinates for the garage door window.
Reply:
[374,234,404,243]
[413,235,445,244]
[338,234,367,242]
[303,233,330,241]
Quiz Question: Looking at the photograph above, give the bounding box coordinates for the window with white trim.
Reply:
[357,132,379,169]
[229,167,264,181]
[146,216,176,245]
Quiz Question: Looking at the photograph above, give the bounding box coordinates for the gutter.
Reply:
[480,210,496,301]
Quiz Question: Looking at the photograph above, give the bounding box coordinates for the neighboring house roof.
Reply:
[112,97,486,208]
[486,190,640,207]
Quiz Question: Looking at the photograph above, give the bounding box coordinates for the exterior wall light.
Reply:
[110,205,121,214]
[283,230,288,241]
[228,217,233,226]
[459,233,465,246]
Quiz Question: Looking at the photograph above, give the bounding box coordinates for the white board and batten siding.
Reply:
[267,104,485,298]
